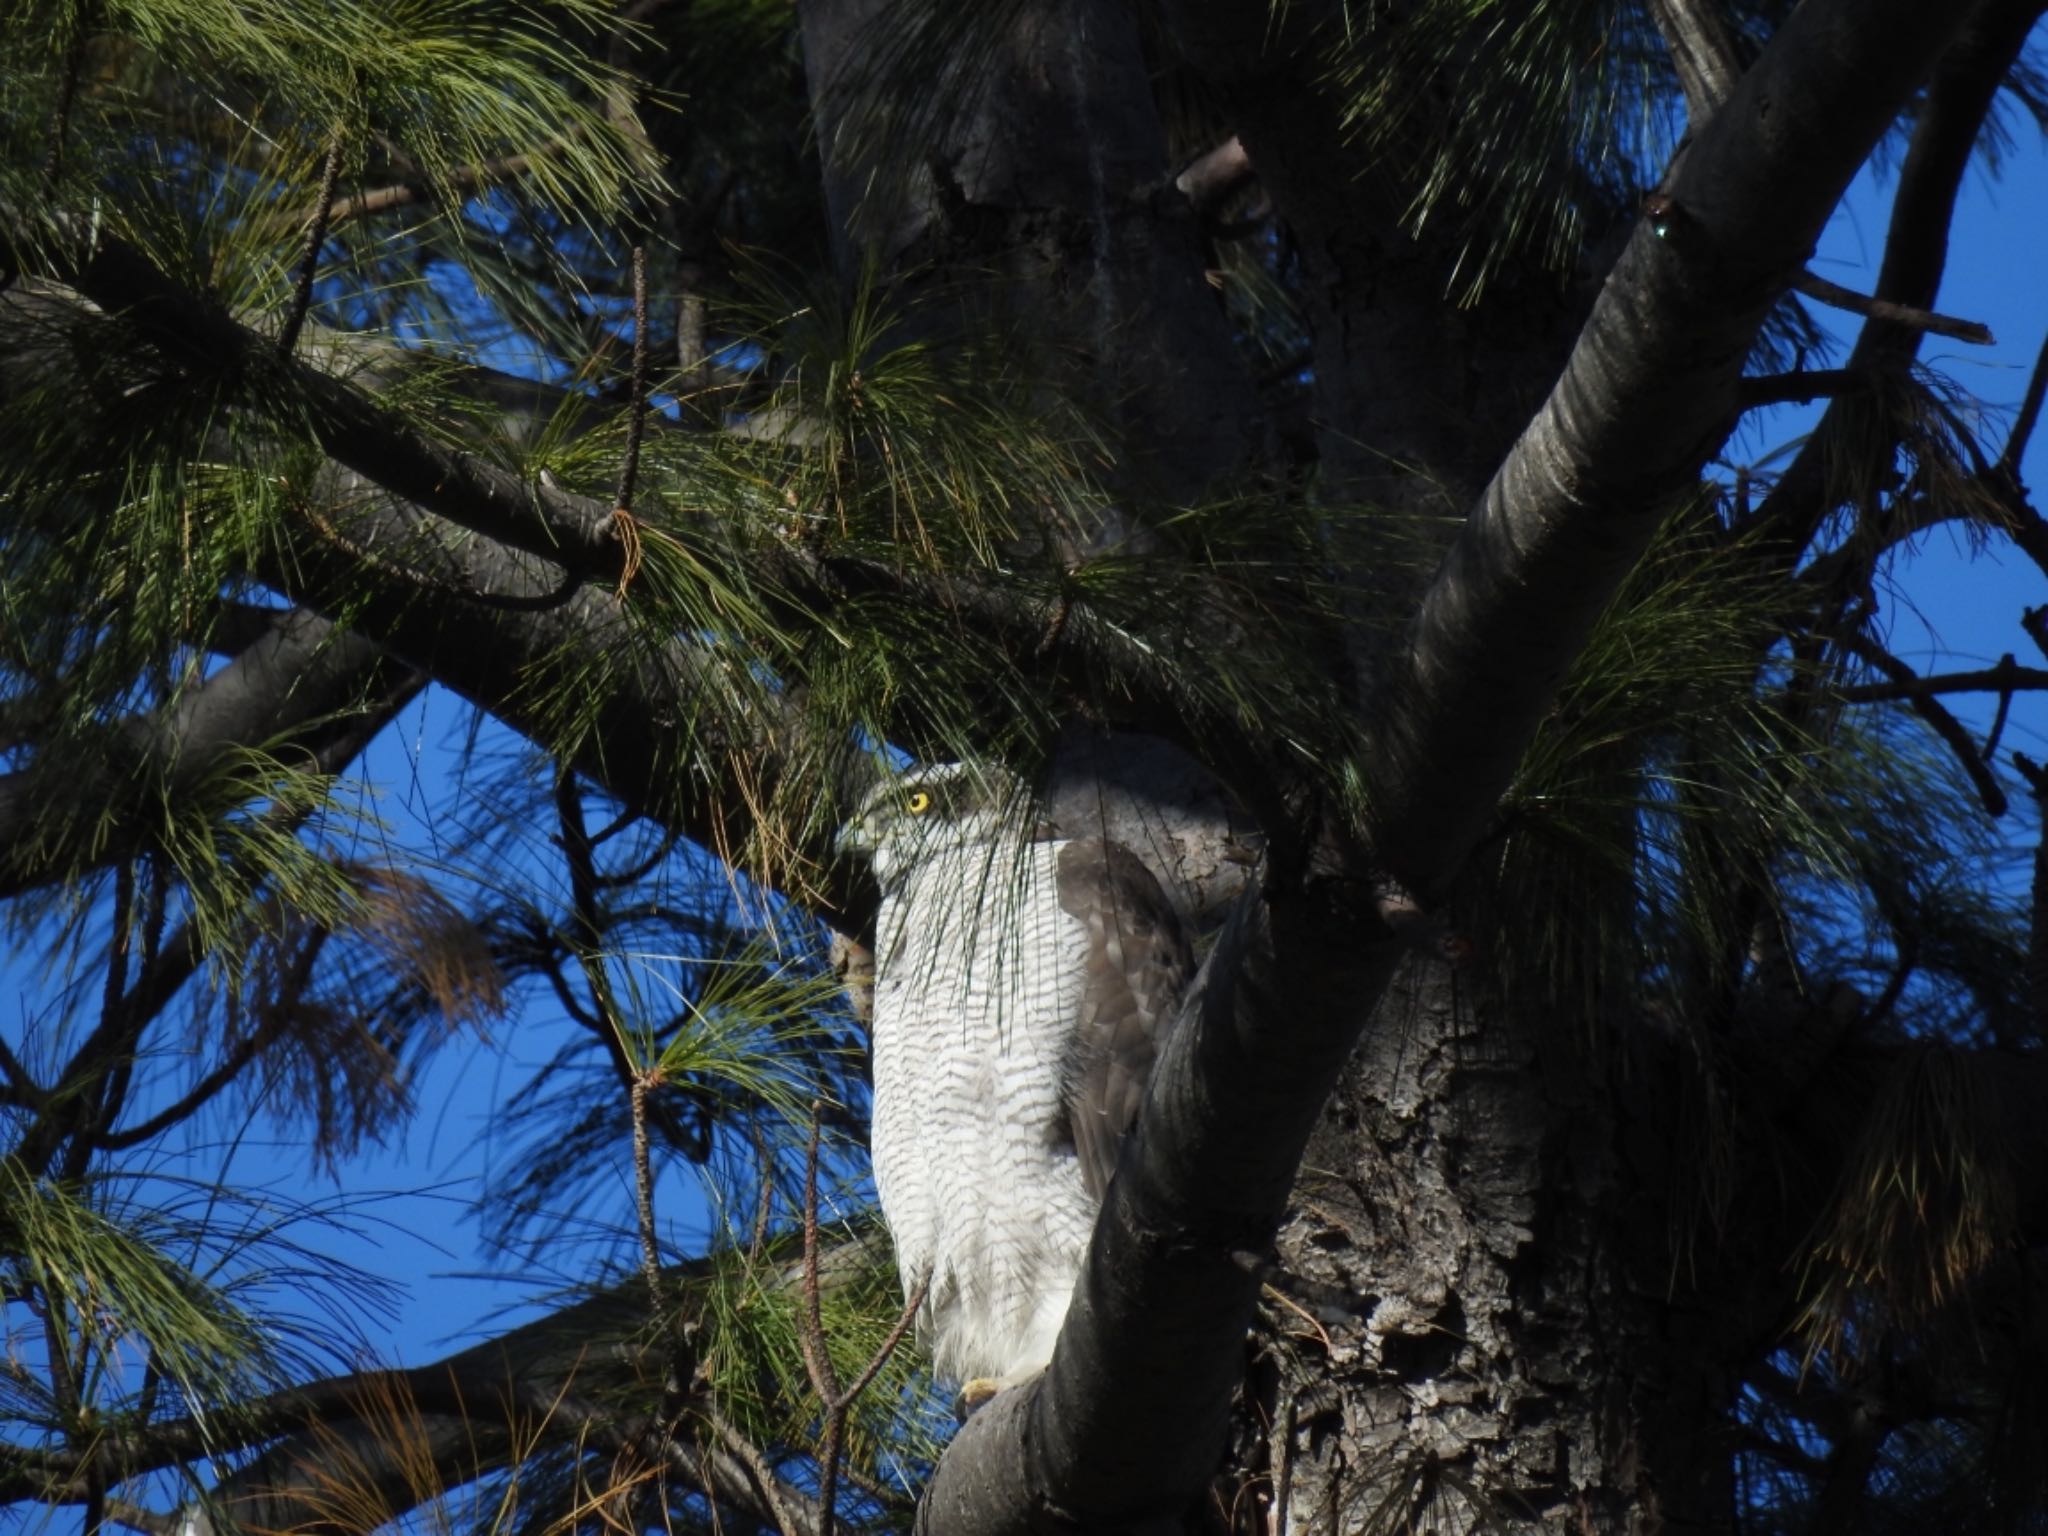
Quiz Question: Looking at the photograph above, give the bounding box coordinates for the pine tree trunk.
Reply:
[1249,961,1736,1535]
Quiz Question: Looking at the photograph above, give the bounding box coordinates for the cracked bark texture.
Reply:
[1265,965,1704,1532]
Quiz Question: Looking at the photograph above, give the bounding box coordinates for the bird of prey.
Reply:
[840,763,1195,1401]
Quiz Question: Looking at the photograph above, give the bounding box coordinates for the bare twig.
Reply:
[796,1105,835,1401]
[0,1033,45,1109]
[283,152,534,233]
[841,1269,930,1409]
[1789,271,1993,346]
[555,771,708,1203]
[1646,2,1990,351]
[630,1069,664,1300]
[1645,3,1992,351]
[1841,634,2008,816]
[91,984,273,1149]
[706,1411,810,1536]
[1737,368,1870,409]
[555,774,635,1071]
[138,856,166,979]
[1983,654,2019,760]
[99,860,134,1032]
[747,1124,777,1262]
[614,247,652,518]
[42,859,154,1180]
[796,1103,845,1536]
[2023,606,2048,663]
[1835,658,2048,704]
[794,1102,929,1536]
[2000,326,2048,477]
[597,824,681,888]
[2009,484,2048,579]
[279,133,346,358]
[38,1288,79,1431]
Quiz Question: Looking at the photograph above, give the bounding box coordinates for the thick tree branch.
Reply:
[0,608,404,898]
[5,262,1280,930]
[258,469,1291,931]
[247,490,892,922]
[1366,0,1978,899]
[1652,0,1996,350]
[12,226,632,581]
[2,1259,839,1535]
[1646,0,1744,123]
[920,2,1987,1529]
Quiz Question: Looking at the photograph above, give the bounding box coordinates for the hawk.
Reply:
[840,762,1195,1400]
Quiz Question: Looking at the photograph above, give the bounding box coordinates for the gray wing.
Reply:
[1054,838,1196,1200]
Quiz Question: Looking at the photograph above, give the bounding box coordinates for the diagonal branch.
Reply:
[920,0,1986,1528]
[249,490,879,919]
[1645,0,1743,123]
[3,1253,844,1535]
[17,226,632,581]
[1788,270,1993,345]
[1364,0,1979,900]
[1840,633,2009,816]
[2001,324,2048,477]
[4,260,1284,931]
[0,607,406,899]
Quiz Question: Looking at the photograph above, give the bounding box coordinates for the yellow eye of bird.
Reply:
[905,790,933,815]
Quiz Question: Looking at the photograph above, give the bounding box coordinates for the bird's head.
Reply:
[838,762,1036,885]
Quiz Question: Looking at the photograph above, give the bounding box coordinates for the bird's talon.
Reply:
[953,1378,1004,1420]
